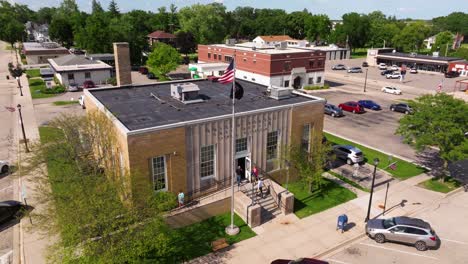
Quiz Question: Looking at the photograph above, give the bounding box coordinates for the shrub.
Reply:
[303,84,330,91]
[106,77,117,86]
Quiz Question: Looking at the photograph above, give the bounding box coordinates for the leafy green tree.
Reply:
[75,12,111,53]
[175,31,197,55]
[432,31,454,55]
[147,43,181,77]
[0,19,25,48]
[341,12,370,51]
[328,23,347,46]
[58,0,79,15]
[432,12,468,36]
[397,93,468,173]
[91,0,104,14]
[393,21,431,52]
[49,16,74,48]
[366,11,401,48]
[35,7,57,24]
[254,8,288,36]
[108,0,120,17]
[285,11,308,40]
[305,14,332,43]
[178,3,227,44]
[228,6,257,39]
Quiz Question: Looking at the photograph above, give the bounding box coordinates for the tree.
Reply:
[305,14,331,43]
[178,3,227,44]
[396,93,468,175]
[146,43,181,77]
[27,113,178,263]
[393,21,431,52]
[35,7,57,24]
[341,12,371,50]
[228,6,257,39]
[49,16,74,48]
[432,12,468,36]
[75,12,111,53]
[175,31,196,55]
[0,19,25,48]
[108,0,120,17]
[91,0,104,14]
[432,31,454,55]
[286,11,308,40]
[58,0,79,15]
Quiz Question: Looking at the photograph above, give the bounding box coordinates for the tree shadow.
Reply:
[415,149,443,176]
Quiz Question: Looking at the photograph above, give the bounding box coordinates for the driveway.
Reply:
[326,190,468,264]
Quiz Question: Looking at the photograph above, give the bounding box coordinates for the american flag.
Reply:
[389,162,397,170]
[218,60,235,84]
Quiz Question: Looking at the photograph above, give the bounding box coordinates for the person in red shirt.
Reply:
[251,166,259,183]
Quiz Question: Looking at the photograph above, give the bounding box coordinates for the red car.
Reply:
[83,80,95,89]
[338,101,365,114]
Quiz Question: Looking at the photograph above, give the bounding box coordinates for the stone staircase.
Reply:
[240,183,282,224]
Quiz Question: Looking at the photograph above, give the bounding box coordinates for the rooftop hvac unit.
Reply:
[268,85,293,100]
[432,52,439,57]
[170,83,204,104]
[275,41,288,50]
[225,38,236,46]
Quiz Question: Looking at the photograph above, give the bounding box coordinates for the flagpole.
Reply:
[226,53,239,236]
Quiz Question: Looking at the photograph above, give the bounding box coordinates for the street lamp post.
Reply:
[365,158,379,222]
[16,77,23,96]
[363,68,368,92]
[285,159,291,192]
[17,104,29,153]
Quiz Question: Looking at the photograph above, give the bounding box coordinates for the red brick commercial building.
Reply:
[196,43,326,89]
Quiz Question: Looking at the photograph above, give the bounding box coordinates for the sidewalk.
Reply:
[189,173,440,264]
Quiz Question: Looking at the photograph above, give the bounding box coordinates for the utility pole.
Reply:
[363,68,368,92]
[365,158,379,222]
[17,104,30,153]
[383,40,386,48]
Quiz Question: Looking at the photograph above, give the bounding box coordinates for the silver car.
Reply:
[366,216,438,251]
[332,145,364,165]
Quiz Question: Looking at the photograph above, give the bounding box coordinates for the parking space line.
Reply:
[327,259,351,264]
[359,243,439,260]
[0,186,12,192]
[440,238,468,245]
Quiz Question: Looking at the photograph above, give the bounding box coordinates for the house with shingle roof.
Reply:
[147,30,176,47]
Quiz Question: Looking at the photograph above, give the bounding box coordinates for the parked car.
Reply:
[347,67,363,73]
[332,64,346,70]
[390,103,413,114]
[68,83,79,92]
[390,65,399,71]
[69,48,85,55]
[445,71,460,78]
[0,160,9,174]
[378,63,387,70]
[381,86,402,95]
[138,67,148,75]
[147,72,156,79]
[386,72,401,79]
[0,200,24,225]
[79,95,85,109]
[338,101,365,114]
[271,258,329,264]
[358,100,381,110]
[83,80,95,88]
[207,75,220,82]
[362,61,369,67]
[410,68,418,74]
[366,216,438,251]
[380,69,394,76]
[324,103,344,117]
[332,145,364,165]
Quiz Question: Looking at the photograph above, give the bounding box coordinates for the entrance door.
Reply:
[236,157,246,180]
[245,157,252,182]
[293,76,302,89]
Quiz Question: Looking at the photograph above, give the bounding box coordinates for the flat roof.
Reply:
[23,42,68,51]
[209,44,315,54]
[49,55,112,72]
[377,52,463,63]
[89,80,319,131]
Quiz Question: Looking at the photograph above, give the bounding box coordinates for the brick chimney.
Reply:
[113,42,132,86]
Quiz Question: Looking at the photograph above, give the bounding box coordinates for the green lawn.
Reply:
[351,48,368,59]
[327,171,370,192]
[28,78,63,99]
[53,100,78,106]
[287,179,357,219]
[325,132,426,179]
[419,177,461,193]
[174,212,255,261]
[26,69,40,78]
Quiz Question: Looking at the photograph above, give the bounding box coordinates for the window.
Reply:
[236,138,248,153]
[225,56,233,62]
[301,124,310,152]
[284,80,290,87]
[243,58,247,62]
[68,73,74,80]
[309,60,315,68]
[214,54,217,60]
[308,78,313,84]
[267,131,278,160]
[218,54,222,61]
[85,72,91,79]
[317,60,324,67]
[389,226,406,233]
[405,227,428,235]
[218,70,224,75]
[284,61,291,71]
[208,53,211,59]
[200,145,215,179]
[253,60,256,64]
[152,156,167,191]
[316,76,322,83]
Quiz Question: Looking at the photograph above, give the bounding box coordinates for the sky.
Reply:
[12,0,468,20]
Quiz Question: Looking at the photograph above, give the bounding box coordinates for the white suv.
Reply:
[332,145,364,165]
[378,63,387,70]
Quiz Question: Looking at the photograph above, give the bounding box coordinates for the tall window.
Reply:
[316,76,322,83]
[214,54,217,60]
[309,60,315,68]
[301,124,311,152]
[236,138,248,153]
[284,61,291,71]
[267,131,278,160]
[152,156,166,191]
[200,145,215,179]
[68,73,74,80]
[208,53,211,59]
[225,56,233,62]
[85,72,91,79]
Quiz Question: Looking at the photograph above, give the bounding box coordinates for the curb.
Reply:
[324,130,432,172]
[443,186,465,198]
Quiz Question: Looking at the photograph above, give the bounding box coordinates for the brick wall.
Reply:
[113,42,132,86]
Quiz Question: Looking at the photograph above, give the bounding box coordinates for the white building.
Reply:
[48,55,112,88]
[22,42,70,65]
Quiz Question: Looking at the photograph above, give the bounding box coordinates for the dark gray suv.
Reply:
[390,103,414,114]
[324,103,344,117]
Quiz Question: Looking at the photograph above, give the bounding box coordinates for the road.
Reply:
[326,191,468,264]
[0,41,18,261]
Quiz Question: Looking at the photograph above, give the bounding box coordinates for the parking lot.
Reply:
[326,191,468,264]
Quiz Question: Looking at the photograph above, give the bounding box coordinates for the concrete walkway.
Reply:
[189,173,441,264]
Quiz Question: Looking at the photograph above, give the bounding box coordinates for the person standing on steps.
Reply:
[251,165,259,184]
[257,177,264,198]
[236,166,243,189]
[178,190,185,207]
